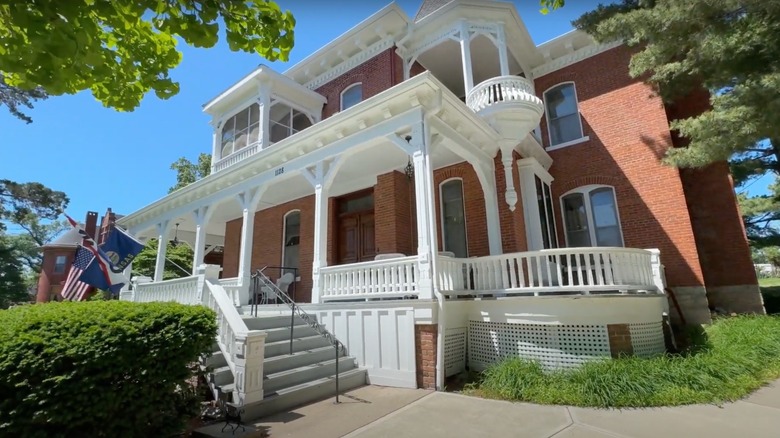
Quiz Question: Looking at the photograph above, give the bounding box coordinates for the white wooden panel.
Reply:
[315,306,416,388]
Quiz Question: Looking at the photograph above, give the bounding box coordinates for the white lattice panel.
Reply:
[444,328,467,377]
[468,321,610,370]
[628,322,665,357]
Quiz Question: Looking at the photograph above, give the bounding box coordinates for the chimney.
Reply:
[99,208,117,244]
[85,211,99,240]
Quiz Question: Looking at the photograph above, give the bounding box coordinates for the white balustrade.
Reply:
[466,75,540,113]
[437,247,659,296]
[211,142,261,173]
[320,255,419,301]
[132,275,204,304]
[218,277,243,306]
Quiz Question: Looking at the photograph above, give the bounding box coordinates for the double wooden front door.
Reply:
[337,190,375,264]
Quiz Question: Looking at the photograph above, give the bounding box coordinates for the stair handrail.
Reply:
[251,268,346,403]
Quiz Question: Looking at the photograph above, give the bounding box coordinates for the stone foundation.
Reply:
[667,286,712,326]
[707,285,766,315]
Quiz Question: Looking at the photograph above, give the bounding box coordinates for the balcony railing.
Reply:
[466,75,541,113]
[211,142,262,173]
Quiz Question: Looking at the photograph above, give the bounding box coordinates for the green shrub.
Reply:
[0,300,216,437]
[468,315,780,407]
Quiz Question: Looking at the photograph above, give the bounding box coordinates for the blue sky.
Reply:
[0,0,773,230]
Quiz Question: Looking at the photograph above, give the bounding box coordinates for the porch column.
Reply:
[236,188,265,304]
[209,119,222,172]
[303,159,341,304]
[410,122,438,300]
[473,162,503,255]
[154,220,170,282]
[192,205,214,275]
[257,80,271,148]
[496,24,509,76]
[459,20,474,96]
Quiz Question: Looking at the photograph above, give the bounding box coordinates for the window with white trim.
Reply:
[269,104,312,144]
[282,211,301,273]
[561,186,623,247]
[53,255,67,274]
[340,83,362,111]
[440,179,468,258]
[544,83,584,147]
[221,103,260,158]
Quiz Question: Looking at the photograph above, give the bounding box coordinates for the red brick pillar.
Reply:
[375,171,414,256]
[607,324,634,358]
[415,324,438,389]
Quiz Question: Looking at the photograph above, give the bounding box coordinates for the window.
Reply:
[340,83,362,111]
[536,176,558,249]
[221,103,260,158]
[53,255,67,274]
[440,179,468,258]
[561,186,623,247]
[282,211,301,274]
[269,104,312,144]
[544,83,584,147]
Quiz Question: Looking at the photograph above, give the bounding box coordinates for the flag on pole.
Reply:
[80,225,145,295]
[63,214,132,294]
[61,246,94,301]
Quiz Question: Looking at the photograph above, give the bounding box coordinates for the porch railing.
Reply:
[466,75,540,113]
[132,276,204,304]
[211,142,261,173]
[320,255,419,301]
[437,247,659,296]
[218,277,243,306]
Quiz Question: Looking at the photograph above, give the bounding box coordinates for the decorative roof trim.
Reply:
[532,40,622,78]
[304,38,396,90]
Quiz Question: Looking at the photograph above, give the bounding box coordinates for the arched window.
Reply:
[561,186,623,247]
[544,83,584,147]
[221,103,260,158]
[440,179,468,258]
[340,83,362,111]
[282,211,301,274]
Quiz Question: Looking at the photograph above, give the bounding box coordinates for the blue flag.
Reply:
[79,226,145,295]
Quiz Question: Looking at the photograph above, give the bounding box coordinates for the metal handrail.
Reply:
[250,268,346,403]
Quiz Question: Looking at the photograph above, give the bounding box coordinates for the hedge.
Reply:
[0,300,216,437]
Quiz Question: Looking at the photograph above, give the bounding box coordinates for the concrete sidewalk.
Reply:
[200,379,780,437]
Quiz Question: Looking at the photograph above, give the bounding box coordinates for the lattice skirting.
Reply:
[468,321,612,370]
[628,322,665,357]
[444,328,467,377]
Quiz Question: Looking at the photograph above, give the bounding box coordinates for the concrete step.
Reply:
[243,315,310,331]
[203,351,227,369]
[263,356,357,396]
[264,335,332,358]
[242,368,367,421]
[263,324,318,343]
[263,346,344,375]
[210,365,233,387]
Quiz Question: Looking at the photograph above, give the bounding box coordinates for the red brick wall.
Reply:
[665,90,758,288]
[535,46,704,288]
[433,162,490,257]
[375,171,415,256]
[36,247,77,302]
[223,196,316,303]
[415,324,437,389]
[315,48,400,119]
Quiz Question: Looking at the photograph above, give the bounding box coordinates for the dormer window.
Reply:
[269,104,313,144]
[221,103,260,157]
[340,83,362,111]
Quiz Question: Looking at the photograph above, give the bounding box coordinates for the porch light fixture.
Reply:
[404,135,414,180]
[171,223,180,247]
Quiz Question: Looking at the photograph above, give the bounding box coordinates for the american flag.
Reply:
[61,246,94,301]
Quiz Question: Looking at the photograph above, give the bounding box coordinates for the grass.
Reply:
[760,278,780,314]
[464,315,780,408]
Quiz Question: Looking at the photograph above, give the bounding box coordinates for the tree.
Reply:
[0,74,47,124]
[133,239,194,281]
[573,1,780,244]
[738,179,780,247]
[0,180,69,232]
[169,153,212,193]
[1,215,69,273]
[0,242,27,309]
[0,1,295,115]
[540,0,566,14]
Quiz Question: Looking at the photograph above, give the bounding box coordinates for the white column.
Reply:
[496,24,509,76]
[154,220,170,282]
[210,119,222,172]
[517,157,550,251]
[258,81,271,148]
[473,162,503,255]
[236,188,264,304]
[500,142,518,211]
[459,20,474,96]
[192,205,213,275]
[410,122,438,300]
[302,159,340,304]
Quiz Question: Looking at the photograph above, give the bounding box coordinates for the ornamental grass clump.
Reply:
[0,300,216,438]
[469,315,780,408]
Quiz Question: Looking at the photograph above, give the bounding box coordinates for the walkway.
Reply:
[198,379,780,437]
